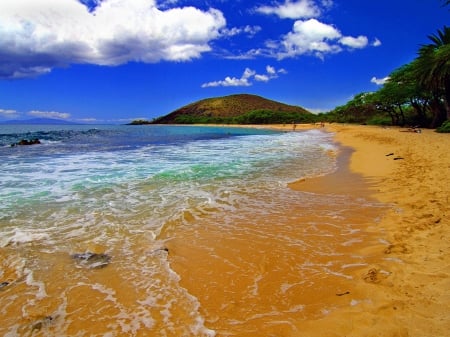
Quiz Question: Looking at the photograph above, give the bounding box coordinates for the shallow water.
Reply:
[0,125,383,336]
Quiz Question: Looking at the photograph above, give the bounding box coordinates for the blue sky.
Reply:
[0,0,448,123]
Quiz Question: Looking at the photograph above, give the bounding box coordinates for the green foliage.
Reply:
[327,92,380,124]
[234,110,317,124]
[436,120,450,132]
[173,115,228,124]
[170,109,318,125]
[128,119,152,125]
[366,116,392,126]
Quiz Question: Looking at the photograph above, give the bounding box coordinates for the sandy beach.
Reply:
[1,123,448,336]
[163,123,450,336]
[289,124,450,336]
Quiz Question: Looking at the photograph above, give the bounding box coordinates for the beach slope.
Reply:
[293,124,450,337]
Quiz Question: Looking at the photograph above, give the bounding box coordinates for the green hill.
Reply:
[151,94,312,124]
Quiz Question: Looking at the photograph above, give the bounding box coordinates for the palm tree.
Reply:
[415,26,450,126]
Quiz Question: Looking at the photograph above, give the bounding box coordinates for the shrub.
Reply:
[367,116,392,126]
[436,120,450,133]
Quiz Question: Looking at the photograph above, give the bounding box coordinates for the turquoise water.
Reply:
[0,125,335,223]
[0,124,380,336]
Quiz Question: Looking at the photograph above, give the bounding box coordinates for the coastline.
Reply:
[290,124,450,336]
[2,123,448,336]
[165,123,450,336]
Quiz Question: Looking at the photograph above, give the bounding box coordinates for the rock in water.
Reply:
[12,139,41,146]
[71,252,111,269]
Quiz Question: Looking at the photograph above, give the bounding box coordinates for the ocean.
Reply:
[0,124,383,336]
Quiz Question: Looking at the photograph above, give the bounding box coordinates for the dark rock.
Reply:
[148,247,169,256]
[336,291,350,296]
[71,252,111,269]
[12,139,41,146]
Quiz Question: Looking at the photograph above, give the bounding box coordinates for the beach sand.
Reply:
[2,123,448,336]
[168,123,449,336]
[290,124,450,336]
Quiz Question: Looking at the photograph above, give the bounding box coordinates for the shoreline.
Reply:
[167,122,449,336]
[291,124,450,336]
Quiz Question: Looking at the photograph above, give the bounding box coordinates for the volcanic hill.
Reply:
[151,94,311,124]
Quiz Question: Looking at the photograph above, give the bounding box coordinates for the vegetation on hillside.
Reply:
[167,109,318,125]
[148,94,312,125]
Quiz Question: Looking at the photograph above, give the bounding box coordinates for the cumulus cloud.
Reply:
[201,65,287,88]
[28,110,71,119]
[252,0,377,60]
[201,68,255,87]
[278,19,341,57]
[255,0,321,19]
[339,35,368,49]
[371,76,390,85]
[274,19,371,59]
[0,0,226,79]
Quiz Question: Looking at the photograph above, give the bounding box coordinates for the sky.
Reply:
[0,0,448,124]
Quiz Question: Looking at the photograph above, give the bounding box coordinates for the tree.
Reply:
[368,84,407,126]
[387,62,432,126]
[331,92,379,124]
[414,26,450,127]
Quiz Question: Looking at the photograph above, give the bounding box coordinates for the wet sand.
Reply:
[168,123,450,336]
[291,124,450,336]
[162,125,377,336]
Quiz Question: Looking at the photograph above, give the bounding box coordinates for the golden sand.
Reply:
[168,123,450,336]
[293,124,450,336]
[5,124,447,336]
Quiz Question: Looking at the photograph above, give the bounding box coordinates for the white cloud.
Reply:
[266,65,276,75]
[28,110,71,119]
[0,109,19,118]
[272,18,371,59]
[254,74,270,82]
[278,19,341,58]
[0,0,226,79]
[249,1,376,60]
[201,76,251,88]
[201,65,286,88]
[339,35,368,49]
[320,0,334,9]
[201,67,254,87]
[77,117,98,123]
[372,38,382,47]
[371,76,390,85]
[222,25,262,37]
[256,0,321,19]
